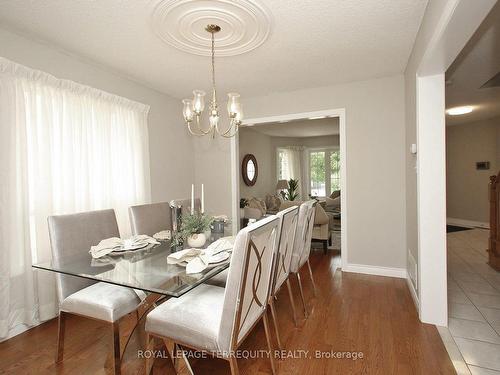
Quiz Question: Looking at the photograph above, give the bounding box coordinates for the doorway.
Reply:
[443,3,500,372]
[230,108,347,267]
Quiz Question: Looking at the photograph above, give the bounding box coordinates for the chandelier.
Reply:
[182,24,243,138]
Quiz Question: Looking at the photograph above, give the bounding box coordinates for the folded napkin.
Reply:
[153,230,171,241]
[89,235,160,259]
[205,236,235,255]
[167,246,231,274]
[89,237,122,258]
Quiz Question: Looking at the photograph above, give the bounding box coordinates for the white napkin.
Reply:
[89,237,122,258]
[167,248,204,265]
[89,235,160,259]
[153,230,171,241]
[132,235,161,246]
[206,236,235,255]
[167,247,230,274]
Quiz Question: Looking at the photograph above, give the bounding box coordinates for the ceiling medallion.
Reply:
[181,24,243,138]
[152,0,272,56]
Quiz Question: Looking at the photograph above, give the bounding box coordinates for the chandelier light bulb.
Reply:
[192,90,206,113]
[235,108,244,124]
[182,99,194,122]
[227,93,241,117]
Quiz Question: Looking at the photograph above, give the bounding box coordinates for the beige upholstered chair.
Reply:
[129,201,172,236]
[268,205,299,350]
[280,200,329,251]
[145,215,281,375]
[289,200,317,318]
[48,209,140,375]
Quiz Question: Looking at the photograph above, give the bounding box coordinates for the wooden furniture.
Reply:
[488,172,500,271]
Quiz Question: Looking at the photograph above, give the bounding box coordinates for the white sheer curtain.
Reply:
[282,146,308,200]
[0,57,151,341]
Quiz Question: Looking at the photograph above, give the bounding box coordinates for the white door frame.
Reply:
[414,0,496,325]
[230,108,347,267]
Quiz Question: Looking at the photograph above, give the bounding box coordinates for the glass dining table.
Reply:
[33,232,231,297]
[32,230,232,361]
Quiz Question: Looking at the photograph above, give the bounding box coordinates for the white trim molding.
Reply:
[407,276,419,310]
[342,263,407,279]
[234,108,347,268]
[410,0,496,326]
[447,217,489,229]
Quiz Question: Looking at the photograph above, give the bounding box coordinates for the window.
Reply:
[330,150,341,191]
[277,148,290,180]
[310,151,326,196]
[309,148,340,197]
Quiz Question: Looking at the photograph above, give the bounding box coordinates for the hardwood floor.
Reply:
[0,251,455,374]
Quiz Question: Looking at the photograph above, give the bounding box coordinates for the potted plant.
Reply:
[179,212,214,248]
[285,179,299,201]
[240,198,248,218]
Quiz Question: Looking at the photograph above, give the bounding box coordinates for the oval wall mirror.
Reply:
[242,154,258,186]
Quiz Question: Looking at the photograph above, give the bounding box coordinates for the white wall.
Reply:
[239,128,274,199]
[0,28,194,212]
[446,118,500,224]
[196,75,407,270]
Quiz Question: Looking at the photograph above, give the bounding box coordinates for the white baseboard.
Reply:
[342,263,407,278]
[406,276,419,311]
[447,217,489,229]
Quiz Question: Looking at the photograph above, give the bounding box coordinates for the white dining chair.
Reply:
[48,209,141,375]
[144,215,281,375]
[129,201,172,236]
[268,205,299,350]
[289,200,318,318]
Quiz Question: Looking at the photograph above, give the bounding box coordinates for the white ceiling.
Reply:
[247,117,339,137]
[445,2,500,126]
[0,0,428,100]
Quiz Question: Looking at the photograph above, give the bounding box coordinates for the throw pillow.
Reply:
[330,190,341,199]
[247,197,266,216]
[265,194,281,212]
[325,196,340,210]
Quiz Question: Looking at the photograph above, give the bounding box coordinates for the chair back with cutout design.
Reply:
[217,215,281,353]
[272,206,299,295]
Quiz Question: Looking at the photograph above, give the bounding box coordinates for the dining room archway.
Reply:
[230,108,348,268]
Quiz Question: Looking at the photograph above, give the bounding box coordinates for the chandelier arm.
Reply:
[187,121,210,137]
[216,119,239,138]
[218,125,239,138]
[194,114,213,135]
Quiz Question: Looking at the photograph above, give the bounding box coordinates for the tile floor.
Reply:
[446,228,500,374]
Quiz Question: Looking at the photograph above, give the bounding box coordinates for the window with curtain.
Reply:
[277,148,290,180]
[276,146,308,199]
[309,148,340,197]
[0,57,151,341]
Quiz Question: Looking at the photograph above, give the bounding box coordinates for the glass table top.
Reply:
[32,232,231,298]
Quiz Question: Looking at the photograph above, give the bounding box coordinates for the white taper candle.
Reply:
[191,184,194,215]
[201,183,205,214]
